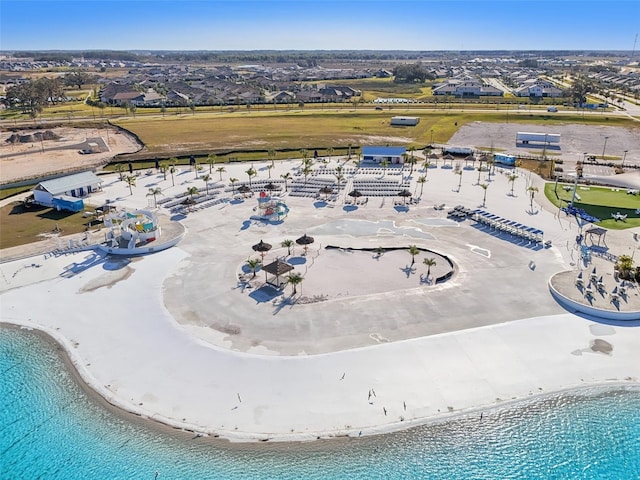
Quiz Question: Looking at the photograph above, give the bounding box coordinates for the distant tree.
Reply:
[216,166,226,181]
[124,175,136,195]
[147,187,163,207]
[281,172,292,191]
[479,182,489,207]
[408,245,420,266]
[246,258,261,278]
[206,153,217,173]
[281,239,294,256]
[201,174,211,195]
[423,257,436,278]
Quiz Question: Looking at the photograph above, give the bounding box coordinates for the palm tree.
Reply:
[375,246,385,258]
[281,239,294,256]
[186,186,199,200]
[268,149,276,168]
[124,175,136,195]
[201,174,211,195]
[267,163,273,179]
[479,182,489,207]
[146,187,162,207]
[616,254,634,279]
[245,167,257,187]
[115,163,125,181]
[347,143,353,160]
[169,165,177,186]
[407,147,417,175]
[301,149,309,166]
[246,258,261,278]
[281,172,292,192]
[508,173,518,196]
[423,257,436,278]
[216,166,226,181]
[408,245,420,266]
[527,186,539,210]
[422,160,432,177]
[486,158,495,177]
[286,272,303,295]
[335,174,344,189]
[229,177,238,193]
[380,158,390,177]
[194,164,203,179]
[206,153,217,173]
[302,165,313,184]
[327,146,334,160]
[159,163,169,181]
[455,169,463,192]
[417,176,427,197]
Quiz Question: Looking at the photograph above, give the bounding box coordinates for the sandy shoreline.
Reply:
[2,151,639,443]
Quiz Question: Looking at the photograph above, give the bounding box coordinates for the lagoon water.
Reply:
[2,325,640,479]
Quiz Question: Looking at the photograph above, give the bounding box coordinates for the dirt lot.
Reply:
[448,122,640,168]
[0,126,142,184]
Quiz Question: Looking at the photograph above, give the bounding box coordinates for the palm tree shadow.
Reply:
[271,293,297,315]
[400,264,416,278]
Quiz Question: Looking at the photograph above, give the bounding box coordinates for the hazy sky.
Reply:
[1,0,639,51]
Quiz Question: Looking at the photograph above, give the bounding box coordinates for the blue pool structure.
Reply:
[2,325,640,480]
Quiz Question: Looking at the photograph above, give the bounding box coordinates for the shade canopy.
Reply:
[262,259,294,276]
[428,153,439,159]
[263,182,280,191]
[296,234,315,246]
[252,239,272,253]
[238,185,252,193]
[348,189,363,198]
[319,186,334,195]
[397,189,412,197]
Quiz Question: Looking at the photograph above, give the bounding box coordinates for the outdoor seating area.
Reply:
[472,209,544,243]
[351,178,410,197]
[289,178,341,198]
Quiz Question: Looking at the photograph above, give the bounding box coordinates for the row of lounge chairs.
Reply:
[473,209,544,243]
[447,205,474,219]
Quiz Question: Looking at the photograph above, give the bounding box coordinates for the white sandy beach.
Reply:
[2,151,640,442]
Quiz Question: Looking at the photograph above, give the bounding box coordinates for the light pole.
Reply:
[601,136,609,160]
[622,150,628,168]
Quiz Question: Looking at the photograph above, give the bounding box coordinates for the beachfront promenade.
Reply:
[1,157,639,442]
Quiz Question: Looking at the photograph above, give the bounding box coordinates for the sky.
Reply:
[1,0,639,52]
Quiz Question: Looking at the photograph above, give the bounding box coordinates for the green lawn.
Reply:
[544,182,640,230]
[0,202,97,249]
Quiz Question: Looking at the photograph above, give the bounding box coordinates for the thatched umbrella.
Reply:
[319,185,333,199]
[181,197,196,212]
[252,239,272,259]
[348,189,363,204]
[397,189,412,205]
[263,182,280,192]
[296,234,315,254]
[237,184,252,197]
[428,153,439,160]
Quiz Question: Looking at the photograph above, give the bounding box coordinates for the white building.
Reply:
[33,171,103,207]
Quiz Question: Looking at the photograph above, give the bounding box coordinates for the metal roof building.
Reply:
[361,146,407,164]
[33,171,103,207]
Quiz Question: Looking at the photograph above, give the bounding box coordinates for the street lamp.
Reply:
[601,136,609,160]
[622,150,628,168]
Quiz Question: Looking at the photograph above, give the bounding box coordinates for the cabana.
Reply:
[262,259,294,288]
[585,227,607,247]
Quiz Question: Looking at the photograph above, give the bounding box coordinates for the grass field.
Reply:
[110,109,639,160]
[544,183,640,230]
[0,202,97,249]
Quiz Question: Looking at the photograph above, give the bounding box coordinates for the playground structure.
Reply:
[102,209,165,252]
[254,191,289,222]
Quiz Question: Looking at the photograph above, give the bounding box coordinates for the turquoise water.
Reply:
[2,325,640,480]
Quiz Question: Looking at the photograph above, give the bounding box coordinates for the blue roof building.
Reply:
[361,146,407,164]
